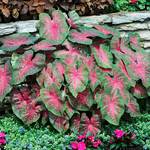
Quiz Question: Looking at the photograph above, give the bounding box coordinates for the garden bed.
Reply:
[0,9,150,150]
[0,113,149,149]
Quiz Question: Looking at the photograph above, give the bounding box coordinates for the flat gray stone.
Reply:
[138,30,150,41]
[0,23,16,36]
[143,41,150,48]
[14,20,38,33]
[116,22,149,31]
[112,12,150,24]
[79,15,112,25]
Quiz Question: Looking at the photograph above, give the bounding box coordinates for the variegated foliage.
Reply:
[0,10,149,135]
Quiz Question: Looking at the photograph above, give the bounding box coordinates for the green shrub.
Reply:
[0,114,149,149]
[114,0,150,11]
[0,115,76,150]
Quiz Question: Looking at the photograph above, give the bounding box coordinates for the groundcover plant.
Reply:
[0,10,149,135]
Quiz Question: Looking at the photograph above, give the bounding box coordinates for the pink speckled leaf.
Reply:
[0,62,12,102]
[39,10,69,45]
[97,90,124,125]
[126,95,140,117]
[32,40,56,52]
[37,62,64,89]
[11,50,45,85]
[68,26,112,45]
[129,33,141,51]
[68,29,94,45]
[91,44,113,68]
[69,89,94,111]
[65,64,89,97]
[127,52,150,88]
[131,83,147,99]
[12,87,42,125]
[49,112,69,133]
[89,67,103,92]
[40,86,64,116]
[80,113,100,136]
[94,24,115,37]
[0,33,37,52]
[104,72,128,101]
[53,48,82,65]
[65,101,75,119]
[41,110,49,125]
[70,114,81,132]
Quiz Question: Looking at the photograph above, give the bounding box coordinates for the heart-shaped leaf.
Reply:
[40,86,64,116]
[91,44,113,68]
[0,62,12,102]
[12,87,42,125]
[11,50,45,85]
[0,33,37,52]
[96,90,124,125]
[39,10,69,45]
[126,95,140,117]
[80,113,101,136]
[69,89,94,111]
[32,40,56,52]
[65,64,89,97]
[49,112,69,133]
[37,62,64,89]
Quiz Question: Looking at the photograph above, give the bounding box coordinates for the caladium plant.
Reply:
[0,9,149,134]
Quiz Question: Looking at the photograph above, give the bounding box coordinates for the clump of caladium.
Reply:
[0,9,149,135]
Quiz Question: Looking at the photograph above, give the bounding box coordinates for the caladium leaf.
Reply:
[115,60,135,86]
[0,33,37,52]
[68,26,110,45]
[131,83,147,99]
[68,29,95,45]
[94,24,115,38]
[37,62,64,88]
[128,33,141,51]
[40,86,64,116]
[67,10,80,28]
[84,55,95,71]
[49,112,69,133]
[80,113,100,136]
[32,40,56,52]
[111,36,122,53]
[12,87,42,125]
[65,64,89,97]
[91,44,113,68]
[39,10,69,45]
[65,101,75,119]
[89,67,103,92]
[41,110,49,125]
[104,72,129,102]
[0,62,12,102]
[11,50,45,85]
[127,52,150,88]
[53,48,82,65]
[96,90,124,125]
[69,89,94,111]
[126,95,140,117]
[70,114,81,132]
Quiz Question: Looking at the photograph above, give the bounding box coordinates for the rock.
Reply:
[0,20,38,36]
[138,31,150,41]
[116,22,149,31]
[112,12,150,24]
[143,41,150,48]
[15,20,38,33]
[0,23,16,36]
[79,14,111,24]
